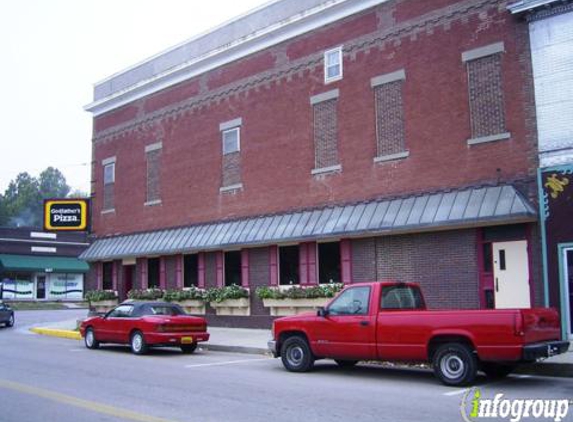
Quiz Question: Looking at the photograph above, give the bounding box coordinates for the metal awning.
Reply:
[81,185,537,262]
[0,254,90,273]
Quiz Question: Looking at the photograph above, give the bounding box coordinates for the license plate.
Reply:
[181,336,194,344]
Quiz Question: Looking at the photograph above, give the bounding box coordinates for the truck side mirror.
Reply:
[317,307,328,317]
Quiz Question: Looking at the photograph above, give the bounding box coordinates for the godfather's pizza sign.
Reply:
[44,199,89,231]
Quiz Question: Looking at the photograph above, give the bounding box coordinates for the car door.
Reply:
[98,305,133,342]
[312,286,376,360]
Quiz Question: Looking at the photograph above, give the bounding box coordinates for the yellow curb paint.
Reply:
[29,327,82,340]
[0,379,180,422]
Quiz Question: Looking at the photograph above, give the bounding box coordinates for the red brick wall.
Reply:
[91,0,536,237]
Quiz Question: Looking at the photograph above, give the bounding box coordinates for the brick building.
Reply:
[509,0,573,340]
[81,0,542,328]
[0,227,89,301]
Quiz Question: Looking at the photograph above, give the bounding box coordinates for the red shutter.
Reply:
[340,239,352,285]
[241,250,250,287]
[216,252,224,287]
[176,255,183,288]
[198,253,206,288]
[269,246,278,286]
[96,262,103,290]
[299,243,308,285]
[307,242,317,285]
[112,261,118,291]
[159,257,166,289]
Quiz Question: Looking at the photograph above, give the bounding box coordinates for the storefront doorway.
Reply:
[36,275,46,299]
[492,240,531,309]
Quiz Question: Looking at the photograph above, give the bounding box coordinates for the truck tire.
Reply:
[280,336,314,372]
[433,343,477,386]
[481,362,516,379]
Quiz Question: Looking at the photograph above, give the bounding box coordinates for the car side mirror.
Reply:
[317,307,329,317]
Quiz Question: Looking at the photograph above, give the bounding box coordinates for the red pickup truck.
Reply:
[268,282,569,386]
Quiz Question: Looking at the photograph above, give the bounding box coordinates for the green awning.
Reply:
[0,254,89,273]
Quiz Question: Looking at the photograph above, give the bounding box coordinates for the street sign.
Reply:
[44,199,89,231]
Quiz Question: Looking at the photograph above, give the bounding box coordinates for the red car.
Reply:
[80,302,210,355]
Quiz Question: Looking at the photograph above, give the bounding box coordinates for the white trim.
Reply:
[145,142,163,153]
[0,238,89,246]
[31,246,57,254]
[144,199,162,207]
[310,89,339,105]
[373,151,410,163]
[219,118,243,132]
[220,183,244,193]
[311,164,342,175]
[370,69,406,87]
[30,232,57,240]
[467,132,511,146]
[101,208,116,215]
[101,156,117,166]
[85,0,390,116]
[462,42,505,62]
[324,46,343,84]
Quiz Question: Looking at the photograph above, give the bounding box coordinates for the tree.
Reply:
[39,167,70,199]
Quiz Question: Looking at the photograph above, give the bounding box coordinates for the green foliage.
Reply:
[163,287,206,302]
[85,290,118,302]
[205,285,249,303]
[1,167,72,227]
[127,288,164,300]
[255,283,344,300]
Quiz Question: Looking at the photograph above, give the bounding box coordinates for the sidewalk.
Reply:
[29,320,571,377]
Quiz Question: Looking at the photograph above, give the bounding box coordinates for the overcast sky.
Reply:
[0,0,268,194]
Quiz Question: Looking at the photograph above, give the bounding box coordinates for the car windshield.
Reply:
[144,305,184,316]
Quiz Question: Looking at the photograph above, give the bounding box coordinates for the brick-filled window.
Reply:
[102,156,115,211]
[145,142,162,205]
[102,262,113,290]
[183,254,198,287]
[462,42,510,145]
[311,89,340,174]
[147,258,160,288]
[219,118,243,192]
[324,46,343,84]
[371,70,409,162]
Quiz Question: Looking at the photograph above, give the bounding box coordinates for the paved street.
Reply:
[0,311,572,422]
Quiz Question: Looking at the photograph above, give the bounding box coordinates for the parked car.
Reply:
[0,302,14,328]
[268,281,569,386]
[79,302,209,355]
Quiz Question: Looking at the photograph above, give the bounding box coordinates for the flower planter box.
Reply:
[209,298,250,316]
[262,298,330,316]
[172,299,206,315]
[90,299,118,314]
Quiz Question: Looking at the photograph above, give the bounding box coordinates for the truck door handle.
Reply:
[360,321,369,326]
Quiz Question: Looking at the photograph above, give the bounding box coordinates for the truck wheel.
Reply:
[433,343,477,386]
[481,362,516,379]
[280,336,314,372]
[84,328,99,349]
[130,331,148,355]
[335,360,358,368]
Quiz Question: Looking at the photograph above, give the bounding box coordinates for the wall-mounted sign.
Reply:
[44,199,89,231]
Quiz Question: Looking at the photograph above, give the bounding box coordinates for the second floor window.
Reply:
[222,128,240,155]
[102,158,116,211]
[324,46,343,83]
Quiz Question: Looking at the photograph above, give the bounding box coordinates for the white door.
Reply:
[493,240,531,309]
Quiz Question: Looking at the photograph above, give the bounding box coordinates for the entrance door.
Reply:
[493,241,531,309]
[36,276,46,299]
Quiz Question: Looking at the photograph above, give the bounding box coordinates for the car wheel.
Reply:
[433,343,477,387]
[481,362,516,379]
[280,336,314,372]
[334,359,358,368]
[6,314,14,328]
[181,343,198,354]
[130,331,148,355]
[84,328,99,349]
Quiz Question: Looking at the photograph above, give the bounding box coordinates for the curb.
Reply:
[205,344,269,355]
[29,327,81,340]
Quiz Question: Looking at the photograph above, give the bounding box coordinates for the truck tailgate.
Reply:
[521,308,561,344]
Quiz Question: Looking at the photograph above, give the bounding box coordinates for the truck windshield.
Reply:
[381,285,424,310]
